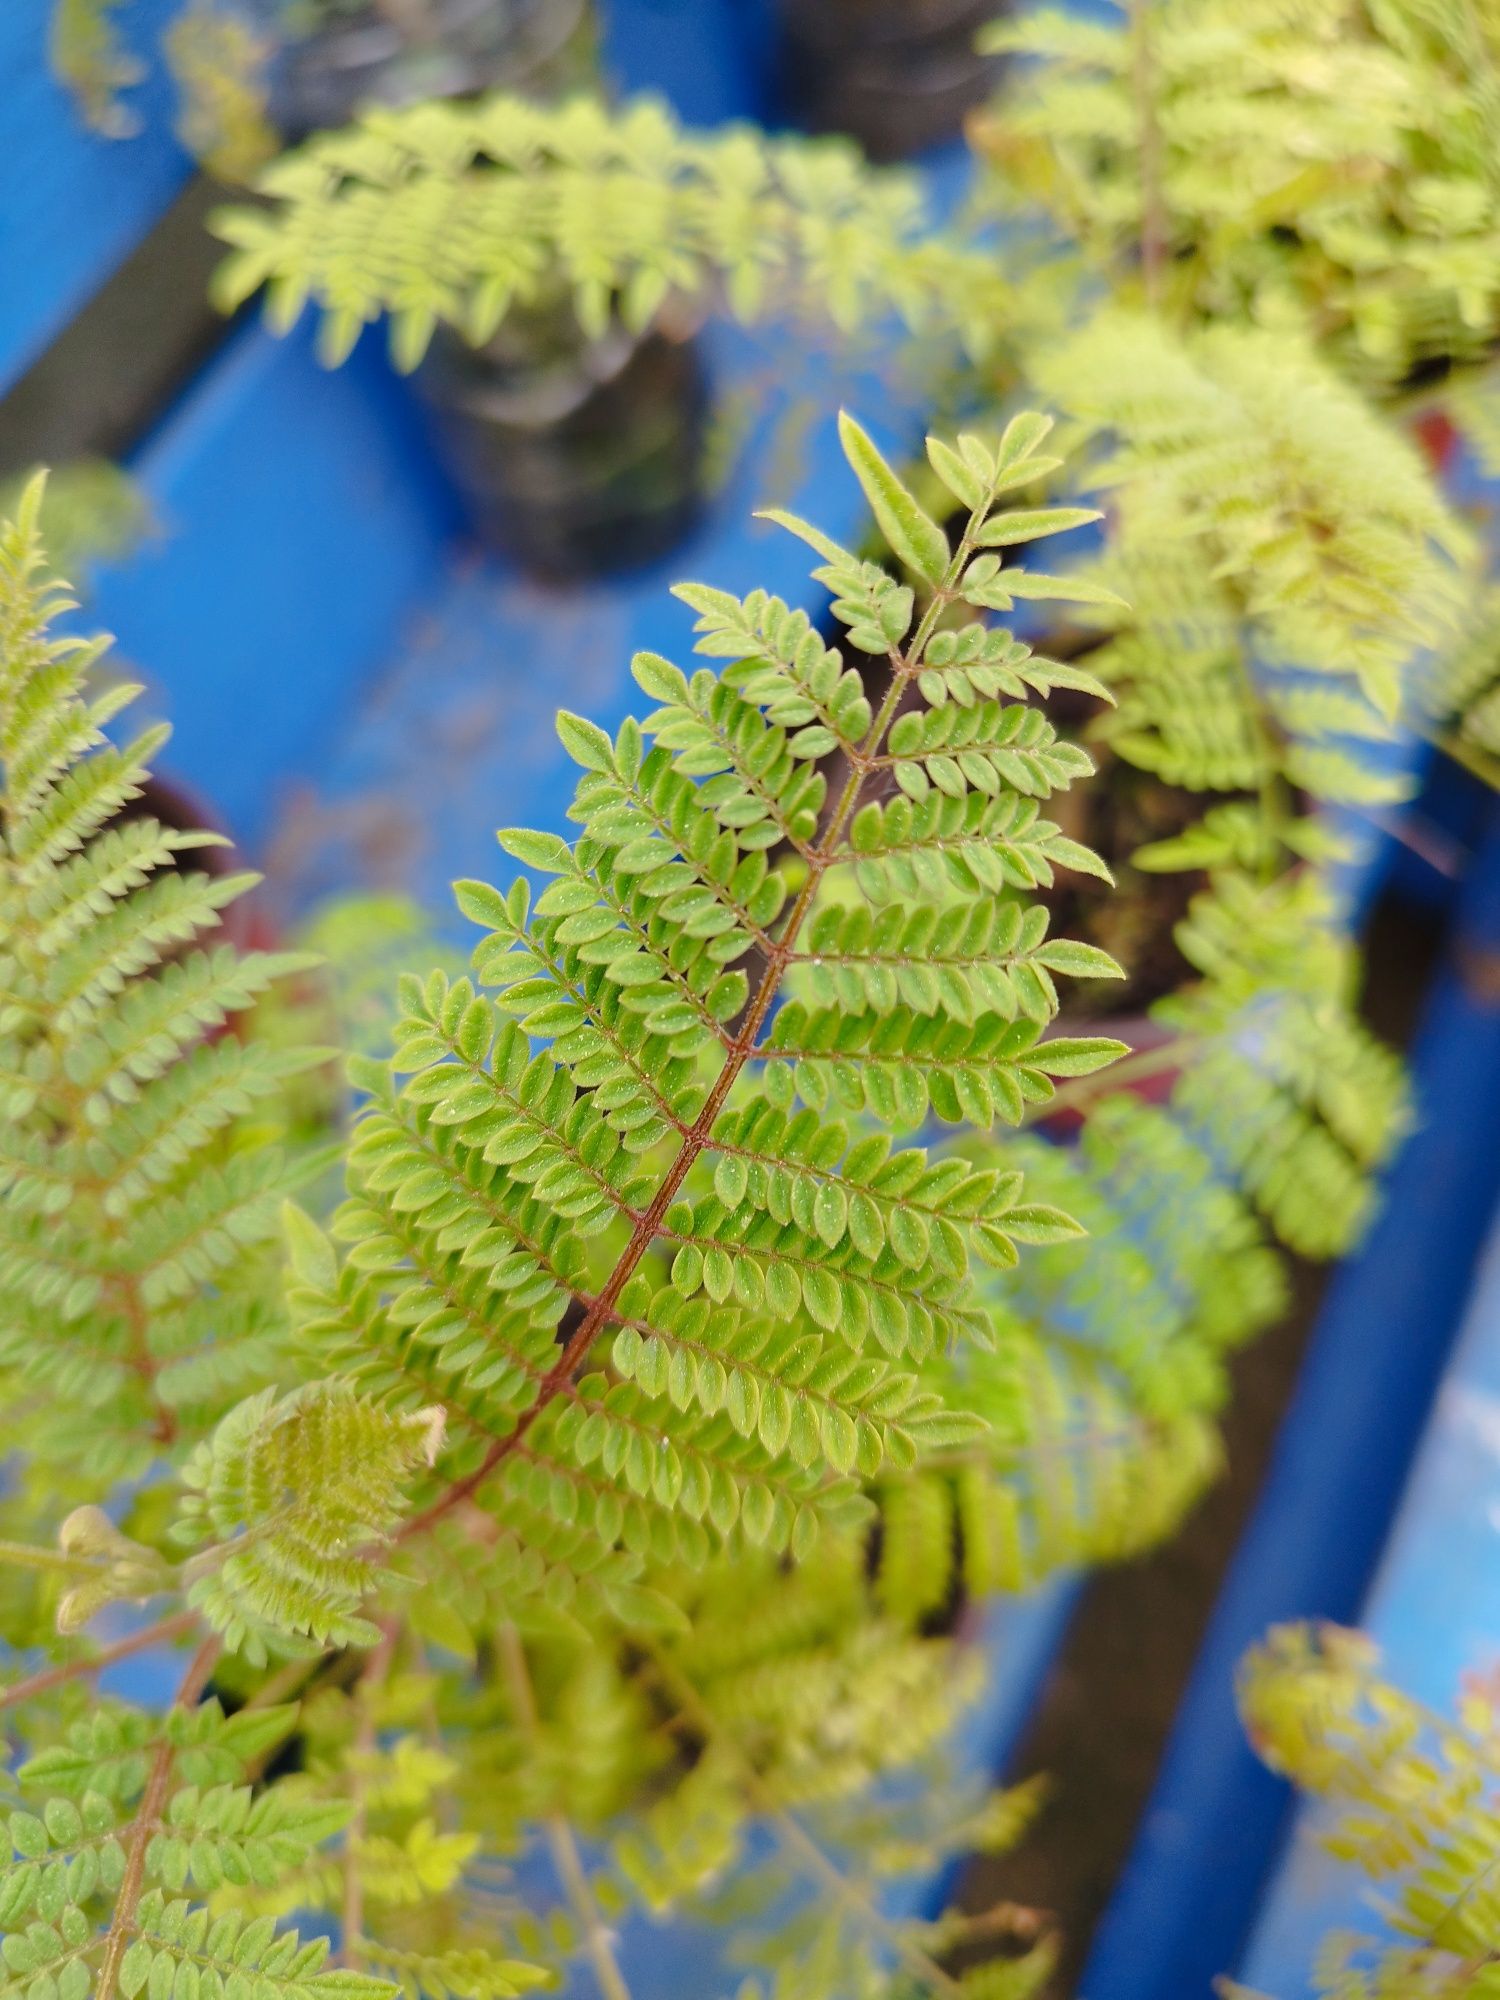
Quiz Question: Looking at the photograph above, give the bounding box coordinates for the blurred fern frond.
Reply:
[209,93,1013,369]
[977,0,1500,390]
[1238,1623,1500,1997]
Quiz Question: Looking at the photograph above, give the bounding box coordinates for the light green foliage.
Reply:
[0,475,324,1485]
[175,1385,445,1662]
[1031,313,1470,738]
[1237,1623,1500,1997]
[928,1090,1286,1599]
[0,466,149,583]
[1415,582,1500,786]
[50,1,281,182]
[0,417,1426,1997]
[284,411,1133,1650]
[1158,872,1410,1257]
[208,94,1009,368]
[48,0,144,138]
[979,0,1500,389]
[164,5,277,184]
[15,14,1472,1984]
[0,1696,378,2000]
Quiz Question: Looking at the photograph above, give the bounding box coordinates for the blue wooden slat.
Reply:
[87,318,463,854]
[1237,1213,1500,1996]
[0,0,195,397]
[1081,804,1500,2000]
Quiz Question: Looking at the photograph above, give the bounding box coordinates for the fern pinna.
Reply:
[0,420,1146,1999]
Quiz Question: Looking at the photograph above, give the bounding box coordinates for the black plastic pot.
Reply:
[776,0,1001,162]
[270,0,595,139]
[418,307,710,580]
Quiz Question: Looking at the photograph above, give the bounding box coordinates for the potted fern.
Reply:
[211,78,1453,1842]
[271,11,716,581]
[0,422,1128,1984]
[0,385,1401,1993]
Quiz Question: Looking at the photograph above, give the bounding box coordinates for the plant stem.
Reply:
[643,1644,963,1998]
[767,1807,965,1999]
[1130,0,1167,306]
[95,1634,221,2000]
[342,1621,399,1971]
[0,1608,199,1713]
[0,1538,98,1575]
[498,1626,633,2000]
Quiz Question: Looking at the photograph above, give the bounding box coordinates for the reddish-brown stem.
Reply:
[1131,0,1167,305]
[95,1634,221,2000]
[340,1622,399,1969]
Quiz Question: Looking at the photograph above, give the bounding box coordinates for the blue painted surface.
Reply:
[87,318,462,855]
[1081,801,1500,2000]
[1238,1214,1500,1997]
[259,326,942,918]
[602,0,776,122]
[0,0,194,397]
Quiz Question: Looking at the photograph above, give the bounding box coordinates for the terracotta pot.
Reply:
[270,0,595,139]
[775,0,1002,162]
[418,309,710,579]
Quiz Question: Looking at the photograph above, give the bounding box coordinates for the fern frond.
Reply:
[210,94,1011,369]
[276,410,1123,1623]
[0,1691,380,2000]
[0,463,148,579]
[1161,875,1410,1256]
[1413,580,1500,783]
[1240,1622,1500,1996]
[978,0,1500,390]
[1032,315,1469,728]
[0,476,322,1477]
